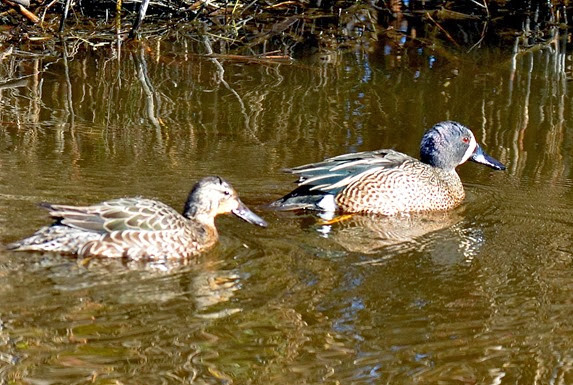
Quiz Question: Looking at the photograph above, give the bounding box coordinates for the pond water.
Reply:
[0,31,573,384]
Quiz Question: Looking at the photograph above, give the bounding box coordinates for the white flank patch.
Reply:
[317,194,337,213]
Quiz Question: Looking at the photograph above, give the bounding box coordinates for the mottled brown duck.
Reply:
[8,176,267,259]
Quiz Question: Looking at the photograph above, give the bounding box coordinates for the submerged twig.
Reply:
[59,0,71,32]
[133,45,163,139]
[39,0,58,25]
[205,52,292,63]
[468,20,488,52]
[426,11,460,47]
[0,77,29,90]
[130,0,150,38]
[202,35,260,143]
[470,0,490,18]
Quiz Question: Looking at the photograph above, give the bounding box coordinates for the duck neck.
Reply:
[183,201,216,229]
[182,202,219,249]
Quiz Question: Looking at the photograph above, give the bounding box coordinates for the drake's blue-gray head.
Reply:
[420,121,506,171]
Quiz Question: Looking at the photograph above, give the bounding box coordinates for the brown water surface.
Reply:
[0,35,573,384]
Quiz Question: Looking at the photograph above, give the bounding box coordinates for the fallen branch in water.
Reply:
[1,0,39,23]
[205,52,293,63]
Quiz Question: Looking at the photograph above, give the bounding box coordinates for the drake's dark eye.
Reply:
[462,137,470,144]
[223,190,231,196]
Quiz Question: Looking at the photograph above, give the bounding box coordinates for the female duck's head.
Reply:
[183,176,267,227]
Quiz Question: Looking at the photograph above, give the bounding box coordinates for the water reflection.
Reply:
[4,33,571,179]
[1,26,573,383]
[305,211,466,255]
[0,247,259,383]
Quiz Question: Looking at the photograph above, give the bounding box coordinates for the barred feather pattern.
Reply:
[79,227,216,260]
[290,150,406,193]
[8,198,215,260]
[274,150,465,214]
[335,159,464,215]
[7,176,267,260]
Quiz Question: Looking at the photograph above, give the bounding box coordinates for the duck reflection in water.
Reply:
[316,211,485,260]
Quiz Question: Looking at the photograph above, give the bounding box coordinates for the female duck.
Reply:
[271,121,506,215]
[8,176,267,259]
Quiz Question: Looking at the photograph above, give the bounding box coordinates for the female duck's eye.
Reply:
[223,190,231,196]
[462,137,470,144]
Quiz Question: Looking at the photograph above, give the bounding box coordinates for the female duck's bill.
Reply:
[7,176,267,260]
[229,197,268,227]
[270,121,506,215]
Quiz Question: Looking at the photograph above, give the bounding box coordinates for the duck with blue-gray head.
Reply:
[270,121,506,215]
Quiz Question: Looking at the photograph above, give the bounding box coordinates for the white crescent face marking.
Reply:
[459,131,477,165]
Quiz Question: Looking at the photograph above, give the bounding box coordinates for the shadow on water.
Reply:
[1,8,573,383]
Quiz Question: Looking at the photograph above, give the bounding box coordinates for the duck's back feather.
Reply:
[271,150,416,211]
[44,198,188,233]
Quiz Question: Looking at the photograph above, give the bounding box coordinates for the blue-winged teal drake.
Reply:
[271,121,506,215]
[8,176,267,259]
